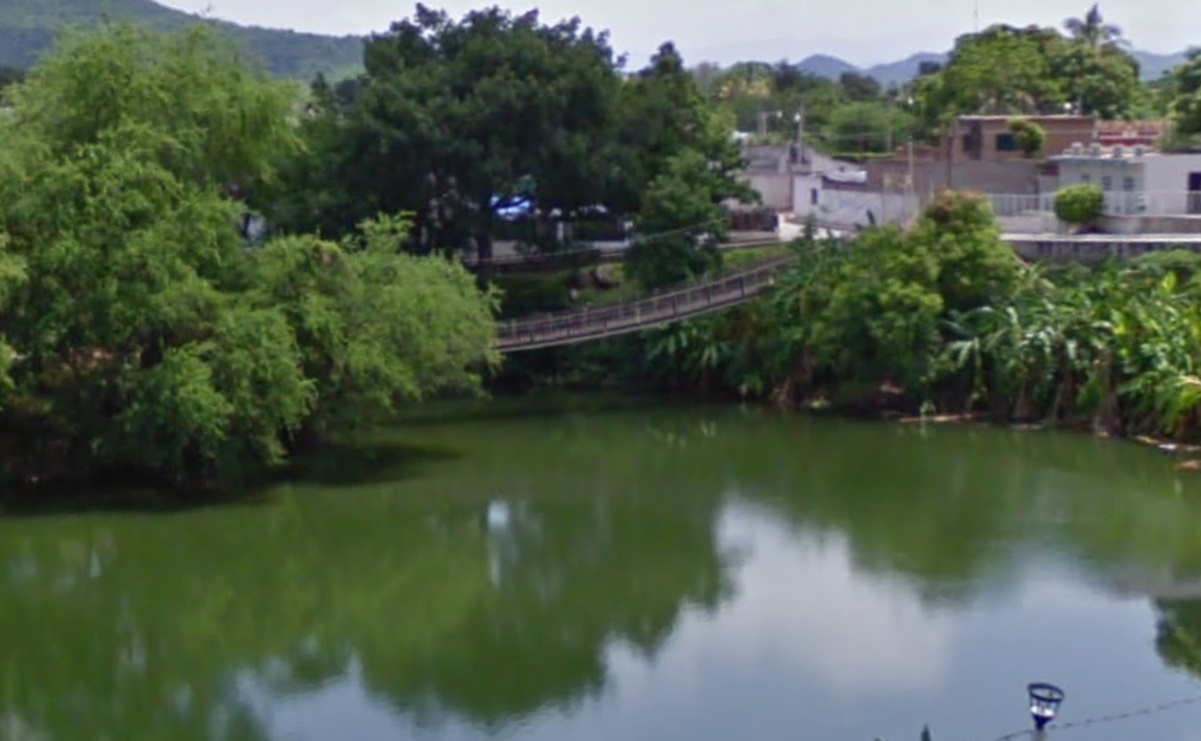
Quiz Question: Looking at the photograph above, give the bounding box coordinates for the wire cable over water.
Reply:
[985,692,1201,740]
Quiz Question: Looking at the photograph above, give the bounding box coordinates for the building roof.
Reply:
[956,114,1093,124]
[1096,119,1166,136]
[1050,146,1153,161]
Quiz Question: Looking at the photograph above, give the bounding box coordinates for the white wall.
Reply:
[744,172,793,211]
[1144,154,1201,214]
[791,176,918,227]
[1056,158,1144,193]
[997,214,1056,234]
[791,174,823,215]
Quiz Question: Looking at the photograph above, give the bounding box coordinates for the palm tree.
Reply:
[1064,4,1125,53]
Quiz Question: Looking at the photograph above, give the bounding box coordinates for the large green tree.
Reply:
[1063,3,1125,53]
[283,4,621,260]
[919,25,1062,118]
[911,17,1140,127]
[0,24,497,489]
[618,44,753,288]
[1169,50,1201,139]
[617,44,749,203]
[1051,5,1140,118]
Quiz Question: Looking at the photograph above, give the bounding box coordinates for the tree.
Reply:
[823,101,914,154]
[0,236,21,407]
[624,150,725,290]
[610,43,749,216]
[1054,183,1105,228]
[912,191,1019,313]
[0,24,498,489]
[1048,7,1140,119]
[910,21,1141,125]
[288,5,622,260]
[923,26,1062,116]
[1008,118,1047,158]
[1049,41,1140,119]
[1169,50,1201,140]
[0,64,22,92]
[243,215,499,441]
[1064,4,1125,53]
[838,72,881,102]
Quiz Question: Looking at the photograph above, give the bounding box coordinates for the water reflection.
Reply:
[4,407,1201,739]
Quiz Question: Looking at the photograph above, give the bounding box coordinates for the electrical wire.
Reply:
[985,692,1201,740]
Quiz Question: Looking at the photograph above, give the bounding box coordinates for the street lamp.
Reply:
[1027,682,1065,731]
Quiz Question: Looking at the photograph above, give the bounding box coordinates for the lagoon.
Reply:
[3,399,1201,740]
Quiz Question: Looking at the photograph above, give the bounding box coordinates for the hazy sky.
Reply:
[158,0,1198,65]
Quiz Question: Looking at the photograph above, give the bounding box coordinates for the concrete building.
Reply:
[953,115,1095,163]
[983,146,1201,235]
[737,145,795,211]
[737,143,864,213]
[1052,144,1201,217]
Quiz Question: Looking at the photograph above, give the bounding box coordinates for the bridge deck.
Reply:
[496,256,794,352]
[492,228,1201,352]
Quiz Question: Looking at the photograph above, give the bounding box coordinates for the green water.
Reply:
[4,399,1201,740]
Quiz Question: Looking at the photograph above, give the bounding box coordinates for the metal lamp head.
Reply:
[1027,682,1065,731]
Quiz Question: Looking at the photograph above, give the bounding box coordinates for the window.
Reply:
[1080,173,1092,183]
[995,132,1018,152]
[810,188,819,206]
[1101,175,1113,191]
[1122,176,1136,192]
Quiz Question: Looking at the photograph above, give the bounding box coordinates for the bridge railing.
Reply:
[496,254,796,349]
[463,231,785,272]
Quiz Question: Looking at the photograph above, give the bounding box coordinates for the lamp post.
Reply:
[1028,682,1065,732]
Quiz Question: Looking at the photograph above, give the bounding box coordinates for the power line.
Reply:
[985,693,1201,741]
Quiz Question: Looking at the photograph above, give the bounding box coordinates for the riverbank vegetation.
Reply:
[0,26,497,490]
[8,6,1201,495]
[574,193,1201,446]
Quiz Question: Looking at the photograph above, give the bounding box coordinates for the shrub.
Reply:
[1008,118,1047,158]
[1054,183,1104,226]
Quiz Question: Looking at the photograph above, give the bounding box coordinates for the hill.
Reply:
[0,0,364,80]
[795,48,1187,85]
[794,54,859,80]
[1135,50,1191,81]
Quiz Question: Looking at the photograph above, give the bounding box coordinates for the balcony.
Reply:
[988,191,1201,218]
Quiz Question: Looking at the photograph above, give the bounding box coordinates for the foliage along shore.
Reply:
[0,8,758,496]
[509,193,1201,456]
[7,9,1201,498]
[0,26,499,494]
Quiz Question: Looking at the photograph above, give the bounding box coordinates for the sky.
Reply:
[157,0,1199,66]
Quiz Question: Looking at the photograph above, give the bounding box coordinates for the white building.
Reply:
[791,169,918,228]
[1052,144,1201,216]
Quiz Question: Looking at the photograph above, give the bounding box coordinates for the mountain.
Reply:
[864,53,947,86]
[794,54,859,80]
[0,0,363,80]
[1134,50,1189,81]
[795,48,1188,85]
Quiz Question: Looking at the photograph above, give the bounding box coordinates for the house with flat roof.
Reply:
[953,115,1096,163]
[1051,143,1201,217]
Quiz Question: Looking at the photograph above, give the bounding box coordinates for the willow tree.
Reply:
[0,25,497,490]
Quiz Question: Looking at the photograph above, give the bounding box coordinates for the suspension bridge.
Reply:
[488,219,1201,352]
[495,255,794,352]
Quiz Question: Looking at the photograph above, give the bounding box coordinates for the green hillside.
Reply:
[0,0,364,80]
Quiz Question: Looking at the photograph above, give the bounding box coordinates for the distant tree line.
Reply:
[695,4,1201,153]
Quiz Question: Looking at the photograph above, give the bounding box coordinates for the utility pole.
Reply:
[907,136,917,222]
[886,98,894,154]
[974,0,980,32]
